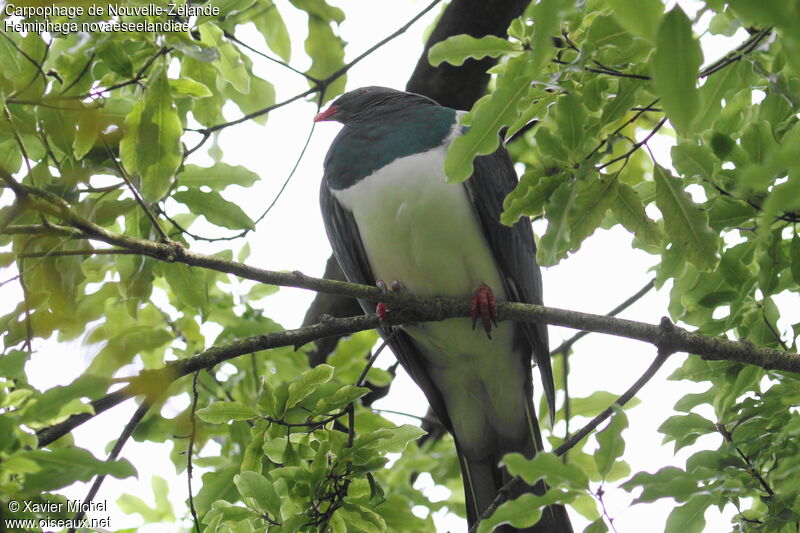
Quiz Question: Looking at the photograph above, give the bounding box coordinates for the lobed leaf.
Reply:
[654,165,719,271]
[196,401,258,423]
[428,34,518,67]
[651,7,703,134]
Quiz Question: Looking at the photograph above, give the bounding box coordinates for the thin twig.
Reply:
[166,117,318,242]
[17,248,137,258]
[61,52,96,95]
[101,136,170,242]
[67,402,151,533]
[596,117,668,171]
[70,46,170,101]
[717,423,775,496]
[551,279,656,356]
[699,27,772,78]
[1,30,47,98]
[187,372,201,533]
[223,30,316,81]
[17,257,34,351]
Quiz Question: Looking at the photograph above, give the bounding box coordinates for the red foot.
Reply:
[376,302,389,323]
[471,284,498,338]
[375,280,403,325]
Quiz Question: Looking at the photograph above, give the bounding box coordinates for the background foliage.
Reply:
[0,0,799,532]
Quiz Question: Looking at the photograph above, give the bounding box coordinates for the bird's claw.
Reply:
[471,284,498,339]
[375,280,403,325]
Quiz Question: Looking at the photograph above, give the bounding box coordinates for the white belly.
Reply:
[332,146,529,451]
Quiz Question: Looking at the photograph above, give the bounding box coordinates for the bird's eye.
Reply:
[359,88,370,94]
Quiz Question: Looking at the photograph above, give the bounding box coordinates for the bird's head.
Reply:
[313,86,439,124]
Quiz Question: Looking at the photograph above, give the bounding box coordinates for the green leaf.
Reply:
[445,52,536,181]
[651,7,703,134]
[478,490,571,533]
[740,120,778,164]
[137,68,183,201]
[290,0,344,22]
[600,79,640,126]
[340,503,386,533]
[315,384,370,413]
[22,448,136,492]
[235,471,282,517]
[203,501,258,526]
[554,93,587,159]
[21,375,109,425]
[160,262,208,315]
[305,16,346,102]
[696,60,747,131]
[241,421,267,473]
[201,24,250,94]
[286,364,334,408]
[502,452,589,490]
[607,0,663,42]
[611,183,661,245]
[194,467,238,514]
[654,165,718,271]
[428,34,518,67]
[594,406,628,478]
[119,100,144,176]
[169,78,212,98]
[372,424,426,453]
[665,493,713,533]
[173,189,255,231]
[569,390,640,419]
[96,40,134,77]
[569,175,617,249]
[791,232,800,285]
[507,91,558,139]
[528,0,565,73]
[622,467,703,503]
[179,163,259,189]
[658,413,717,452]
[253,2,292,61]
[226,75,276,126]
[0,350,30,380]
[538,181,576,266]
[117,476,175,523]
[671,143,719,181]
[73,109,101,160]
[584,519,609,533]
[181,57,225,127]
[196,401,257,423]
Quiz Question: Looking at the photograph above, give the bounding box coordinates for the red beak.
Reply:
[313,105,338,122]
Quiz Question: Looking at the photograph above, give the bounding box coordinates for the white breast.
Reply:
[332,142,507,301]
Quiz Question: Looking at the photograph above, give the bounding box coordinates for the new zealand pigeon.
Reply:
[316,86,572,533]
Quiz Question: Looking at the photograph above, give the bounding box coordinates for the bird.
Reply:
[316,86,572,533]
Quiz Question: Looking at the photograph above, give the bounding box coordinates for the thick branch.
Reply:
[36,287,800,447]
[6,212,800,377]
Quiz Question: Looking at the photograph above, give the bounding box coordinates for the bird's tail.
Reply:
[457,403,573,533]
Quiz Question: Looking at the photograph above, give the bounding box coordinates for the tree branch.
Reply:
[68,402,151,533]
[34,284,800,447]
[5,192,799,374]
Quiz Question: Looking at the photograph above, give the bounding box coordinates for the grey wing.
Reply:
[464,148,555,422]
[319,181,456,432]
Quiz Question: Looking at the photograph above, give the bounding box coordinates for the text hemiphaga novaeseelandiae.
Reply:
[316,87,572,533]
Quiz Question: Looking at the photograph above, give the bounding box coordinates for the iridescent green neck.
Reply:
[324,106,456,190]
